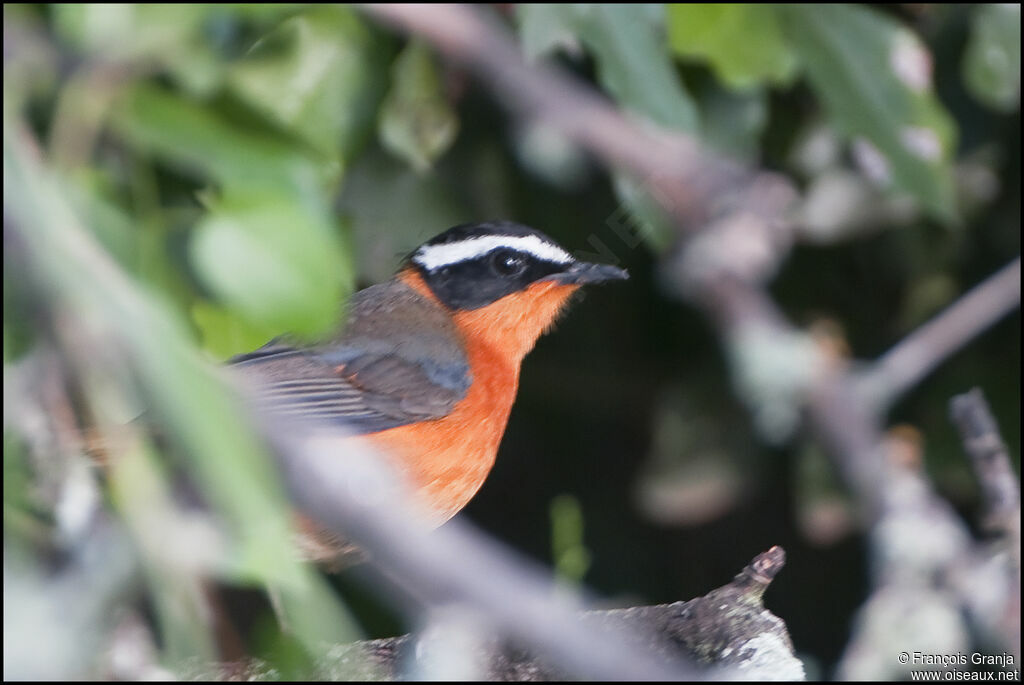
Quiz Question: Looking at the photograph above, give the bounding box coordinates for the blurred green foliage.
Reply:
[779,5,958,222]
[550,494,592,584]
[522,5,699,131]
[3,3,1019,679]
[667,4,798,89]
[962,4,1022,112]
[667,4,960,221]
[379,39,459,172]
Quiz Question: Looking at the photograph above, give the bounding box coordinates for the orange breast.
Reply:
[363,269,579,526]
[370,336,518,525]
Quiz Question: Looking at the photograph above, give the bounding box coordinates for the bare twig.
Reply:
[859,259,1022,412]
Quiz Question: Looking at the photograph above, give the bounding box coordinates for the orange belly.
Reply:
[369,337,519,525]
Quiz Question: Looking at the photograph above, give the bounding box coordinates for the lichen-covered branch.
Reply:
[950,388,1021,536]
[224,548,804,681]
[950,388,1021,660]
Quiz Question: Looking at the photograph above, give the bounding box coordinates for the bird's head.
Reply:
[399,221,628,361]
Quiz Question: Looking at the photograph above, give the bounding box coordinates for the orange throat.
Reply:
[369,269,580,524]
[399,268,580,364]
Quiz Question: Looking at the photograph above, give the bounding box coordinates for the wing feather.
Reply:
[228,282,469,434]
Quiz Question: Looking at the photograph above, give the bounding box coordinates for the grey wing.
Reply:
[230,280,470,434]
[229,340,465,435]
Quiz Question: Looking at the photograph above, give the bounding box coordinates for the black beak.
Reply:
[547,261,629,285]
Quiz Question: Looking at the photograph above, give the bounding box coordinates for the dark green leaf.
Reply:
[778,4,958,222]
[229,6,388,161]
[338,148,466,283]
[697,84,768,161]
[113,84,324,193]
[378,40,459,173]
[519,4,698,131]
[518,5,697,251]
[518,3,581,61]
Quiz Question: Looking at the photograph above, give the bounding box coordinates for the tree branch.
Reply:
[217,548,803,681]
[950,388,1021,534]
[950,388,1020,659]
[858,259,1022,412]
[263,413,702,681]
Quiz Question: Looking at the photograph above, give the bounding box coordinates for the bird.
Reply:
[229,221,627,561]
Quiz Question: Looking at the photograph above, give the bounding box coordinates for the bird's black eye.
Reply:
[491,249,526,277]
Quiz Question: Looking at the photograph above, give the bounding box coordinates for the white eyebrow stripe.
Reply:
[413,235,574,270]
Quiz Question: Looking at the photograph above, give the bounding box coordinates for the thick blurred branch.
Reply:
[4,351,142,680]
[267,416,702,680]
